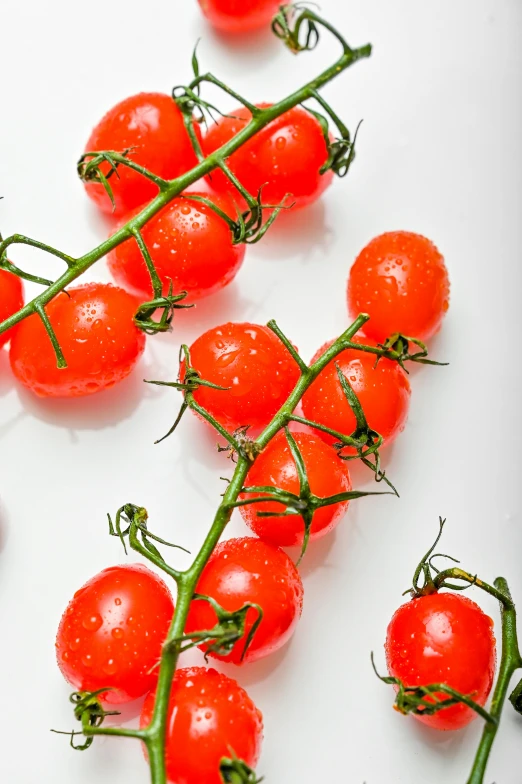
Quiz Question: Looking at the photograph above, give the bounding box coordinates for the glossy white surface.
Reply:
[1,0,521,782]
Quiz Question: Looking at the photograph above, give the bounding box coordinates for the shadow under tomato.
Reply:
[0,347,16,397]
[252,200,335,264]
[213,632,296,689]
[204,23,281,71]
[285,529,338,580]
[407,710,474,757]
[0,500,9,555]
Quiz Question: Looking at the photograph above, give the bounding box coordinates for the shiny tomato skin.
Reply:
[56,564,174,705]
[186,537,304,664]
[9,283,145,398]
[140,667,263,784]
[347,231,450,343]
[198,0,281,32]
[107,192,245,300]
[185,322,300,432]
[301,336,411,449]
[0,269,24,349]
[386,592,496,730]
[84,93,200,216]
[240,431,352,546]
[201,104,333,210]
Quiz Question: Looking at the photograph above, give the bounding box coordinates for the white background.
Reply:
[1,0,521,782]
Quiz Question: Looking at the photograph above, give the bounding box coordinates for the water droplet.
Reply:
[62,650,70,661]
[103,659,117,675]
[114,598,122,606]
[82,614,103,632]
[81,654,93,668]
[111,628,124,640]
[216,349,240,368]
[69,637,81,651]
[181,203,191,215]
[275,136,287,150]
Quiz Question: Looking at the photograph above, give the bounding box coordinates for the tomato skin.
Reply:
[186,537,304,664]
[140,667,263,784]
[201,104,333,210]
[0,269,24,349]
[9,283,145,398]
[185,322,300,432]
[56,564,174,705]
[386,592,496,730]
[301,337,411,449]
[347,231,450,343]
[107,192,245,300]
[84,93,200,216]
[198,0,281,32]
[240,432,352,546]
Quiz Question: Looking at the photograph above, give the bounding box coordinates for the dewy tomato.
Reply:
[0,269,24,348]
[198,0,281,32]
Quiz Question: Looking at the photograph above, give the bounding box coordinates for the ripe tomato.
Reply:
[140,667,263,783]
[107,192,245,300]
[83,93,200,216]
[56,564,174,705]
[301,336,411,449]
[184,322,300,432]
[198,0,281,32]
[386,592,496,730]
[0,269,24,349]
[186,537,303,664]
[201,104,333,210]
[9,283,145,397]
[240,431,352,546]
[347,231,450,343]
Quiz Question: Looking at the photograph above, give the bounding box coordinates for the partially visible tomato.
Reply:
[186,537,304,664]
[107,192,245,300]
[184,322,300,432]
[56,564,174,705]
[198,0,281,32]
[83,93,200,216]
[9,283,145,397]
[140,667,263,783]
[347,232,450,343]
[301,336,411,449]
[0,269,24,349]
[201,104,333,210]
[386,592,496,730]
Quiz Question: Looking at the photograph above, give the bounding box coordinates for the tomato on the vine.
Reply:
[0,269,24,349]
[186,537,304,664]
[201,104,333,210]
[56,564,174,705]
[347,231,450,343]
[9,283,145,397]
[140,667,263,783]
[240,431,352,546]
[301,336,411,448]
[84,93,200,216]
[108,192,245,300]
[386,592,496,730]
[184,322,300,431]
[198,0,281,33]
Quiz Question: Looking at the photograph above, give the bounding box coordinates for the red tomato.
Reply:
[201,104,333,210]
[56,564,174,705]
[240,431,352,546]
[83,93,200,216]
[301,336,411,449]
[184,322,300,432]
[0,269,24,349]
[140,667,263,783]
[386,592,496,730]
[186,537,303,664]
[9,283,145,397]
[347,231,450,343]
[107,192,245,300]
[198,0,281,32]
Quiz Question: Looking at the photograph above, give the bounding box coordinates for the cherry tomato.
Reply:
[240,431,352,546]
[107,192,245,300]
[0,269,24,349]
[198,0,281,32]
[140,667,263,783]
[184,322,300,432]
[201,104,333,210]
[386,592,496,730]
[83,93,200,216]
[9,283,145,397]
[347,231,450,343]
[186,537,303,664]
[56,564,174,705]
[301,336,411,448]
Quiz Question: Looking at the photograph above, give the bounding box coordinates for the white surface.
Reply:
[1,0,521,782]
